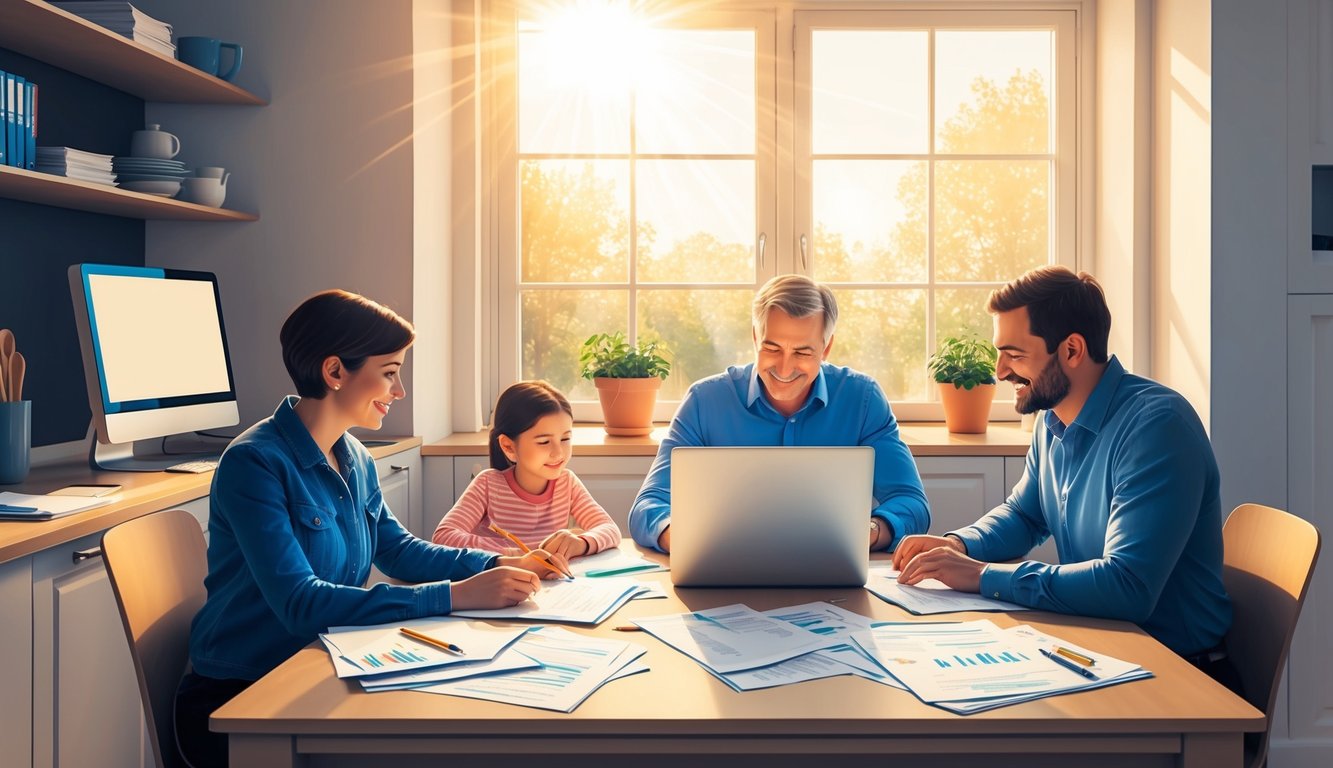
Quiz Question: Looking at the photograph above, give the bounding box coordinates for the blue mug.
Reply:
[178,36,244,82]
[0,400,30,484]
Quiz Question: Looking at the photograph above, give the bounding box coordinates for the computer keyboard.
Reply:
[165,459,219,474]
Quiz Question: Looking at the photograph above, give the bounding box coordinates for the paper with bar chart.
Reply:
[319,618,530,679]
[850,619,1152,712]
[416,626,649,712]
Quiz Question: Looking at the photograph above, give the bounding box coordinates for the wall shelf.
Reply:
[0,0,266,105]
[0,165,257,222]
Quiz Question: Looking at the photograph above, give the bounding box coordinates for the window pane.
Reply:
[636,30,755,154]
[521,160,630,283]
[935,30,1052,154]
[935,287,998,345]
[813,160,927,282]
[637,159,754,283]
[521,290,628,400]
[934,160,1049,282]
[830,288,927,403]
[518,25,630,153]
[813,31,928,154]
[638,289,754,399]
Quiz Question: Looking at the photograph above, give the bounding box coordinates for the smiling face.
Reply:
[993,307,1071,415]
[500,410,574,495]
[753,308,832,417]
[333,350,407,430]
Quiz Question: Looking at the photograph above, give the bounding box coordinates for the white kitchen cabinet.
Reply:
[376,447,422,538]
[1283,294,1333,757]
[566,456,655,535]
[31,531,149,768]
[0,556,32,768]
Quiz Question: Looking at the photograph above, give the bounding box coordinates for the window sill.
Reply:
[422,423,1030,458]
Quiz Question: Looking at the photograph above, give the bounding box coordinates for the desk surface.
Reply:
[213,544,1262,768]
[0,437,421,564]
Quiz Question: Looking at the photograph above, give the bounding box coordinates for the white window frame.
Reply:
[464,1,1093,427]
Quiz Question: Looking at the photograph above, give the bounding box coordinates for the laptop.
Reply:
[669,446,873,587]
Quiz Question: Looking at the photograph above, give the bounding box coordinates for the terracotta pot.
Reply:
[938,381,996,434]
[594,377,662,436]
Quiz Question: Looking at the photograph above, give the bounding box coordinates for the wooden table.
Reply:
[213,545,1262,768]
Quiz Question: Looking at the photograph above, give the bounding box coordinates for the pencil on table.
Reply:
[399,627,467,655]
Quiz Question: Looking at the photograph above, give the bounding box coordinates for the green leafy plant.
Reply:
[927,336,998,390]
[578,332,672,380]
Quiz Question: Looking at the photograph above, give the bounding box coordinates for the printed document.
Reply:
[632,603,840,674]
[319,618,530,679]
[866,566,1029,614]
[450,577,643,625]
[418,626,648,712]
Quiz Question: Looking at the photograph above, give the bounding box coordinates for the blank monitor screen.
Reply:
[69,264,239,447]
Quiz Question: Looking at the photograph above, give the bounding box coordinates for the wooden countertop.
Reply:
[0,437,421,565]
[423,423,1033,458]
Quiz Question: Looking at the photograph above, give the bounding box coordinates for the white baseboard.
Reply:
[1269,739,1333,768]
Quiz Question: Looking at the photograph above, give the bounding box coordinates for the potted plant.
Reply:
[928,335,998,434]
[579,332,672,436]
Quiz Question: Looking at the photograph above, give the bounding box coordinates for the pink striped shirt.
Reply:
[431,467,621,554]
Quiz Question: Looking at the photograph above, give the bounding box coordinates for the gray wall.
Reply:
[1211,0,1289,517]
[138,0,421,436]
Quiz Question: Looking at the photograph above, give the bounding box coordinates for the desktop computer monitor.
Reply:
[68,263,240,472]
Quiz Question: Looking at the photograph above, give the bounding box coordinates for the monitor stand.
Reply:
[89,439,218,473]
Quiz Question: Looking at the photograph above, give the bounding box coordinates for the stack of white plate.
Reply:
[112,157,187,197]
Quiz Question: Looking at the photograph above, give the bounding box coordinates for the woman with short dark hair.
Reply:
[174,290,566,768]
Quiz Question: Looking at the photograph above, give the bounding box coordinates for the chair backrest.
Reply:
[102,509,208,768]
[1222,503,1322,768]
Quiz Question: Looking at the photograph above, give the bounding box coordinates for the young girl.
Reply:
[433,380,621,558]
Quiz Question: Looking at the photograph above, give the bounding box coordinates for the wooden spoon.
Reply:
[0,328,12,402]
[8,351,24,403]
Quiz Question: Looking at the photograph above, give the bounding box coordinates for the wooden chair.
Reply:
[1222,503,1322,768]
[102,509,208,768]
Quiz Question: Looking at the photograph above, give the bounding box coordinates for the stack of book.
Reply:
[35,147,116,185]
[49,2,175,59]
[1,69,38,170]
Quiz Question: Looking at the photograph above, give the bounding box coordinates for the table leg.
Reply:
[1180,732,1242,768]
[229,734,306,768]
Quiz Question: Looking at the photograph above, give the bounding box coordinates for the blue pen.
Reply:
[0,505,40,513]
[1041,647,1098,680]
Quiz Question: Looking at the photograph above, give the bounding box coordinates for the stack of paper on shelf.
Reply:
[415,626,649,712]
[49,2,175,58]
[632,603,842,686]
[318,618,531,683]
[0,491,111,521]
[850,619,1153,714]
[34,147,116,185]
[865,564,1030,615]
[449,577,646,625]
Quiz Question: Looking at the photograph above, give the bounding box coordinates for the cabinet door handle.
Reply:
[389,464,409,472]
[72,547,103,563]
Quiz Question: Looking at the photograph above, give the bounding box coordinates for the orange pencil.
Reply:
[488,523,574,579]
[399,627,466,656]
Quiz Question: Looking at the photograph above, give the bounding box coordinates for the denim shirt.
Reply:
[629,363,929,551]
[189,397,496,680]
[951,357,1232,656]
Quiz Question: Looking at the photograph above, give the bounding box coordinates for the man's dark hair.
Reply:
[988,266,1112,363]
[280,290,415,398]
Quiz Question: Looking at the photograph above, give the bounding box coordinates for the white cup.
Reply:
[195,166,226,179]
[129,124,181,159]
[178,177,227,207]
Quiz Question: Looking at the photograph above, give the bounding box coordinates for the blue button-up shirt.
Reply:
[190,397,496,681]
[629,363,929,551]
[951,357,1231,656]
